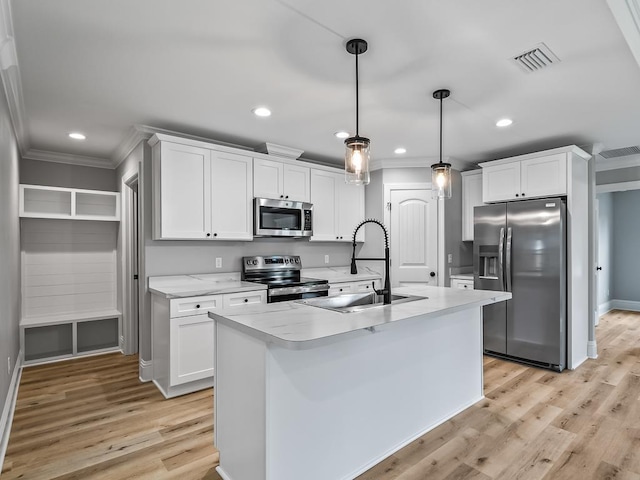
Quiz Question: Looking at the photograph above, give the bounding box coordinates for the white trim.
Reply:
[23,149,113,170]
[139,358,153,382]
[216,467,232,480]
[598,300,613,316]
[478,145,591,167]
[606,0,640,68]
[611,299,640,312]
[587,341,598,359]
[596,154,640,172]
[120,167,139,356]
[0,0,28,154]
[596,180,640,193]
[112,125,153,170]
[0,350,22,473]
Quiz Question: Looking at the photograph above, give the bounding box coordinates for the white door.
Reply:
[389,189,438,286]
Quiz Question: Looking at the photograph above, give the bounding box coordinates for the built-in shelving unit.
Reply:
[20,184,120,221]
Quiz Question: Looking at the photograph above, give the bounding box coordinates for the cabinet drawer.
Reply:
[170,295,222,318]
[223,290,267,308]
[451,279,474,290]
[352,280,379,293]
[328,283,352,296]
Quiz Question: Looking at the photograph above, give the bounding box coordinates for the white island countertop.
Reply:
[209,285,511,350]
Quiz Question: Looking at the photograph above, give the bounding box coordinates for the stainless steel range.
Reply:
[241,255,329,303]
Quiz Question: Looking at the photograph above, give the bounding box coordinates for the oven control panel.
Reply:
[243,255,302,272]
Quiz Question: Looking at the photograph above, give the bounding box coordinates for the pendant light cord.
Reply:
[355,50,359,136]
[439,95,443,165]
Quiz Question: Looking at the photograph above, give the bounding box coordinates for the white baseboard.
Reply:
[0,350,23,473]
[598,301,612,316]
[139,358,152,382]
[610,299,640,312]
[587,340,598,359]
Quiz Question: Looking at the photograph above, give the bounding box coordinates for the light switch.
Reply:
[447,254,453,264]
[215,257,222,268]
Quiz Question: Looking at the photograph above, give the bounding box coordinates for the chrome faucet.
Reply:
[350,219,391,304]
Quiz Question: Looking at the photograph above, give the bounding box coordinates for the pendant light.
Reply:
[344,39,370,186]
[431,89,452,199]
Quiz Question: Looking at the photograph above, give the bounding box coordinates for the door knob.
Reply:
[430,272,436,277]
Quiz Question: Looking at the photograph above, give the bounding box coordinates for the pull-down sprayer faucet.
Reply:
[350,219,391,304]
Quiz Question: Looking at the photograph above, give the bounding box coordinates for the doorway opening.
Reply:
[121,169,140,356]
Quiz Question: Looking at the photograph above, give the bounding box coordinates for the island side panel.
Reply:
[265,308,483,480]
[215,321,268,480]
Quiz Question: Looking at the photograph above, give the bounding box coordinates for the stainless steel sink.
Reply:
[297,292,427,313]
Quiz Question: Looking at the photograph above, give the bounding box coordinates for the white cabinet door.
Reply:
[283,164,310,202]
[310,169,339,241]
[520,153,567,199]
[156,142,212,239]
[169,313,214,386]
[482,162,520,203]
[461,171,483,241]
[339,181,365,242]
[253,158,284,200]
[310,169,365,242]
[211,151,253,240]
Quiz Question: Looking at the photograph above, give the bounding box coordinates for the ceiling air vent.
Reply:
[511,43,560,73]
[599,146,640,159]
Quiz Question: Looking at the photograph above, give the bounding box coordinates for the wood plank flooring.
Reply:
[2,309,639,479]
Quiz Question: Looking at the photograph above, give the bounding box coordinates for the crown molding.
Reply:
[23,149,114,170]
[111,125,155,169]
[596,153,640,171]
[607,0,640,69]
[0,0,28,155]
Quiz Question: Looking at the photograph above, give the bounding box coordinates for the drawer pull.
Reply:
[244,298,248,303]
[196,304,200,308]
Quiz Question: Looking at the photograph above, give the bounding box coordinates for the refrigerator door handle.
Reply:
[498,227,505,291]
[505,227,513,292]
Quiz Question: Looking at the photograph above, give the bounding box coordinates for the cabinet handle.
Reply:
[196,304,200,308]
[339,288,343,292]
[206,233,211,237]
[244,298,248,303]
[522,193,525,196]
[213,233,217,237]
[515,194,519,197]
[280,195,284,199]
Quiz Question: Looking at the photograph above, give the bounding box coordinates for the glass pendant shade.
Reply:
[431,161,452,199]
[345,135,370,185]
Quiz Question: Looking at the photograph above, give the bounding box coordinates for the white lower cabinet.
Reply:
[451,279,474,290]
[152,290,266,398]
[328,279,381,296]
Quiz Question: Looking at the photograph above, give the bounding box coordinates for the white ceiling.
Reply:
[7,0,640,169]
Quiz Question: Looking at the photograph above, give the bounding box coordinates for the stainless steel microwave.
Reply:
[254,198,313,237]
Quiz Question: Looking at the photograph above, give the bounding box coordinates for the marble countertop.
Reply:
[148,273,267,298]
[148,266,382,298]
[209,285,511,350]
[301,266,381,283]
[450,274,474,280]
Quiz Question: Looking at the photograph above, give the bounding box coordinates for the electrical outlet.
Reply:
[215,257,222,268]
[324,255,329,264]
[7,356,10,375]
[447,253,453,264]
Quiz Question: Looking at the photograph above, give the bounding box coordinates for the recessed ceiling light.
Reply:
[394,147,407,155]
[252,107,271,117]
[68,132,86,140]
[334,131,350,139]
[496,118,513,127]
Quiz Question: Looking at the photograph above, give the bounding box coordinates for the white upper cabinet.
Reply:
[253,158,310,202]
[152,139,252,240]
[310,169,364,242]
[461,170,483,241]
[481,152,567,203]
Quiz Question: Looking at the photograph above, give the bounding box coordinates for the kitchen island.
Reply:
[209,285,511,480]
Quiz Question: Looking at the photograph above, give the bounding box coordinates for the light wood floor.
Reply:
[3,309,639,479]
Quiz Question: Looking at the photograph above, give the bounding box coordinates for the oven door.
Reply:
[254,198,312,237]
[268,284,329,303]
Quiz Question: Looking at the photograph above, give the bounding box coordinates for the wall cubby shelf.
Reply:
[19,184,121,221]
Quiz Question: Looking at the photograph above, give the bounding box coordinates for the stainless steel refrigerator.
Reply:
[473,197,566,371]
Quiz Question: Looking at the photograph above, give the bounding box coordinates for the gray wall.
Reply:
[0,79,21,429]
[611,190,640,302]
[596,165,640,185]
[20,158,116,191]
[597,193,613,306]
